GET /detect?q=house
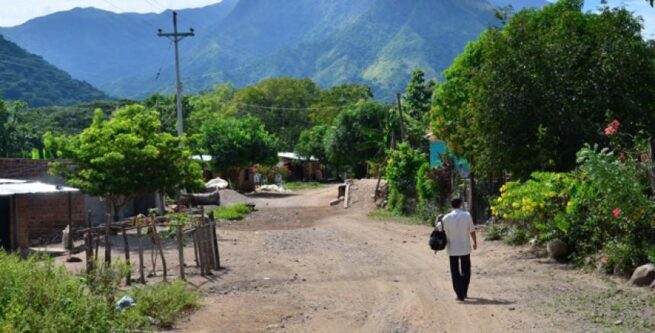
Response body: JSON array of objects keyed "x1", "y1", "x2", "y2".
[
  {"x1": 277, "y1": 152, "x2": 324, "y2": 182},
  {"x1": 0, "y1": 179, "x2": 83, "y2": 251}
]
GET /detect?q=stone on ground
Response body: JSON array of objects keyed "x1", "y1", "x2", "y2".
[
  {"x1": 628, "y1": 263, "x2": 655, "y2": 287},
  {"x1": 546, "y1": 239, "x2": 568, "y2": 259}
]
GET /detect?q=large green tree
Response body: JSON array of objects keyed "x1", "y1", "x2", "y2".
[
  {"x1": 295, "y1": 125, "x2": 329, "y2": 164},
  {"x1": 432, "y1": 0, "x2": 655, "y2": 178},
  {"x1": 45, "y1": 105, "x2": 203, "y2": 218},
  {"x1": 201, "y1": 116, "x2": 279, "y2": 174},
  {"x1": 233, "y1": 78, "x2": 320, "y2": 150},
  {"x1": 324, "y1": 101, "x2": 388, "y2": 177},
  {"x1": 309, "y1": 84, "x2": 373, "y2": 125},
  {"x1": 403, "y1": 69, "x2": 434, "y2": 121}
]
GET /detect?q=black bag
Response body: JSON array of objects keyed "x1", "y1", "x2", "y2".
[
  {"x1": 430, "y1": 214, "x2": 447, "y2": 252},
  {"x1": 429, "y1": 229, "x2": 447, "y2": 252}
]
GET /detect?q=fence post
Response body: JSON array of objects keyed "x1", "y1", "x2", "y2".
[
  {"x1": 150, "y1": 222, "x2": 167, "y2": 281},
  {"x1": 85, "y1": 210, "x2": 93, "y2": 274},
  {"x1": 136, "y1": 223, "x2": 145, "y2": 284},
  {"x1": 122, "y1": 224, "x2": 131, "y2": 285},
  {"x1": 104, "y1": 214, "x2": 111, "y2": 265},
  {"x1": 177, "y1": 224, "x2": 185, "y2": 281},
  {"x1": 209, "y1": 212, "x2": 220, "y2": 269}
]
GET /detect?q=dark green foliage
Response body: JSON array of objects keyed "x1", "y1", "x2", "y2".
[
  {"x1": 0, "y1": 35, "x2": 106, "y2": 107},
  {"x1": 403, "y1": 69, "x2": 434, "y2": 121},
  {"x1": 433, "y1": 0, "x2": 655, "y2": 179},
  {"x1": 416, "y1": 163, "x2": 450, "y2": 220},
  {"x1": 324, "y1": 101, "x2": 388, "y2": 176},
  {"x1": 234, "y1": 78, "x2": 320, "y2": 151},
  {"x1": 202, "y1": 116, "x2": 279, "y2": 173},
  {"x1": 143, "y1": 93, "x2": 192, "y2": 135},
  {"x1": 310, "y1": 84, "x2": 373, "y2": 125},
  {"x1": 295, "y1": 125, "x2": 329, "y2": 164}
]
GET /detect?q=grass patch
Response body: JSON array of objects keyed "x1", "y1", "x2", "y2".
[
  {"x1": 368, "y1": 209, "x2": 428, "y2": 225},
  {"x1": 0, "y1": 251, "x2": 199, "y2": 331},
  {"x1": 125, "y1": 280, "x2": 200, "y2": 328},
  {"x1": 283, "y1": 182, "x2": 324, "y2": 190},
  {"x1": 212, "y1": 203, "x2": 254, "y2": 221}
]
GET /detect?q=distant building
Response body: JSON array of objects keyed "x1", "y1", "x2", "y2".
[{"x1": 277, "y1": 152, "x2": 324, "y2": 182}]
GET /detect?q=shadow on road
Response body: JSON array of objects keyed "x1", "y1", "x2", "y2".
[
  {"x1": 462, "y1": 297, "x2": 515, "y2": 305},
  {"x1": 247, "y1": 192, "x2": 298, "y2": 199}
]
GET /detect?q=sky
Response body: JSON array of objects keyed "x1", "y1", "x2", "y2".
[
  {"x1": 0, "y1": 0, "x2": 653, "y2": 36},
  {"x1": 0, "y1": 0, "x2": 222, "y2": 27}
]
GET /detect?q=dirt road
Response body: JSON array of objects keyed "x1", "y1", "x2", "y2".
[{"x1": 174, "y1": 181, "x2": 654, "y2": 333}]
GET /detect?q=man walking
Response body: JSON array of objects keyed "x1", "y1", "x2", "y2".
[{"x1": 437, "y1": 198, "x2": 477, "y2": 302}]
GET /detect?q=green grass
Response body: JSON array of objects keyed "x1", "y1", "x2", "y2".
[
  {"x1": 212, "y1": 203, "x2": 254, "y2": 221},
  {"x1": 368, "y1": 209, "x2": 428, "y2": 225},
  {"x1": 0, "y1": 251, "x2": 199, "y2": 332},
  {"x1": 283, "y1": 182, "x2": 324, "y2": 190}
]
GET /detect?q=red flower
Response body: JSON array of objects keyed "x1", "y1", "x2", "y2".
[
  {"x1": 600, "y1": 255, "x2": 609, "y2": 264},
  {"x1": 612, "y1": 208, "x2": 621, "y2": 218},
  {"x1": 618, "y1": 152, "x2": 627, "y2": 161},
  {"x1": 604, "y1": 119, "x2": 620, "y2": 136}
]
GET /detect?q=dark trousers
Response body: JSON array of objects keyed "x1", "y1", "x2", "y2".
[{"x1": 449, "y1": 255, "x2": 471, "y2": 299}]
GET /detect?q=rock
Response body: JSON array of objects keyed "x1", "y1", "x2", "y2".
[
  {"x1": 546, "y1": 239, "x2": 568, "y2": 259},
  {"x1": 205, "y1": 177, "x2": 228, "y2": 191},
  {"x1": 650, "y1": 280, "x2": 655, "y2": 289},
  {"x1": 614, "y1": 320, "x2": 623, "y2": 325},
  {"x1": 628, "y1": 263, "x2": 655, "y2": 286}
]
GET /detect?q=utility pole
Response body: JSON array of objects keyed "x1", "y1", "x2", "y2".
[
  {"x1": 158, "y1": 11, "x2": 194, "y2": 144},
  {"x1": 396, "y1": 93, "x2": 406, "y2": 143}
]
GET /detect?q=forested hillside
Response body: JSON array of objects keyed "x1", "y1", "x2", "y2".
[
  {"x1": 1, "y1": 0, "x2": 550, "y2": 101},
  {"x1": 0, "y1": 35, "x2": 106, "y2": 107}
]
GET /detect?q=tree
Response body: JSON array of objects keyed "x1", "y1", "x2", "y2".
[
  {"x1": 201, "y1": 116, "x2": 279, "y2": 174},
  {"x1": 295, "y1": 125, "x2": 329, "y2": 164},
  {"x1": 233, "y1": 78, "x2": 320, "y2": 151},
  {"x1": 142, "y1": 93, "x2": 192, "y2": 135},
  {"x1": 309, "y1": 84, "x2": 373, "y2": 125},
  {"x1": 187, "y1": 84, "x2": 237, "y2": 135},
  {"x1": 432, "y1": 0, "x2": 655, "y2": 179},
  {"x1": 45, "y1": 105, "x2": 203, "y2": 219},
  {"x1": 403, "y1": 69, "x2": 434, "y2": 121},
  {"x1": 324, "y1": 101, "x2": 388, "y2": 177}
]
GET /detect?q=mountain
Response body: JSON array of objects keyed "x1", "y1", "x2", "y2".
[
  {"x1": 0, "y1": 0, "x2": 552, "y2": 101},
  {"x1": 0, "y1": 0, "x2": 238, "y2": 92},
  {"x1": 0, "y1": 34, "x2": 106, "y2": 106}
]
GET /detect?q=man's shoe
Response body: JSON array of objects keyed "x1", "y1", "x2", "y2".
[{"x1": 456, "y1": 297, "x2": 465, "y2": 302}]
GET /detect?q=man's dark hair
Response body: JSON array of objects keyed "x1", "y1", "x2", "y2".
[{"x1": 451, "y1": 198, "x2": 463, "y2": 208}]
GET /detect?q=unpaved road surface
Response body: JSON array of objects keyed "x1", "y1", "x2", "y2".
[{"x1": 173, "y1": 181, "x2": 654, "y2": 333}]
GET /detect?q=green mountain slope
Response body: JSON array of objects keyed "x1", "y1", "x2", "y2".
[
  {"x1": 1, "y1": 0, "x2": 549, "y2": 100},
  {"x1": 0, "y1": 0, "x2": 238, "y2": 92},
  {"x1": 0, "y1": 34, "x2": 106, "y2": 106}
]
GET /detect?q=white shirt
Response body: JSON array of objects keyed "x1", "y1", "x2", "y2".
[{"x1": 437, "y1": 209, "x2": 475, "y2": 256}]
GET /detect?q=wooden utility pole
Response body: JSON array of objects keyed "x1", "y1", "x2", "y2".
[
  {"x1": 158, "y1": 11, "x2": 194, "y2": 144},
  {"x1": 396, "y1": 93, "x2": 405, "y2": 143}
]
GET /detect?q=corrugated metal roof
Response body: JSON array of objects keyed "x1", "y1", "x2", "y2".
[
  {"x1": 277, "y1": 152, "x2": 318, "y2": 162},
  {"x1": 0, "y1": 179, "x2": 78, "y2": 196}
]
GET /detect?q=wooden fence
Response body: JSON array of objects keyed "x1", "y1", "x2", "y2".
[{"x1": 78, "y1": 208, "x2": 220, "y2": 284}]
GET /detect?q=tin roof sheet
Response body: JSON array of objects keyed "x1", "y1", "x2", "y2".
[{"x1": 0, "y1": 179, "x2": 78, "y2": 196}]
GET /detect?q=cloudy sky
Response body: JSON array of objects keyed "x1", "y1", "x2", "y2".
[{"x1": 0, "y1": 0, "x2": 653, "y2": 36}]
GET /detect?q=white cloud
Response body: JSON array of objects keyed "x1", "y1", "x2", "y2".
[{"x1": 0, "y1": 0, "x2": 222, "y2": 27}]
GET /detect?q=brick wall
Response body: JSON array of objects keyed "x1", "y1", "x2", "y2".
[
  {"x1": 15, "y1": 192, "x2": 84, "y2": 248},
  {"x1": 0, "y1": 158, "x2": 52, "y2": 180}
]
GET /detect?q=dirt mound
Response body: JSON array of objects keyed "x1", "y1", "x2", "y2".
[
  {"x1": 347, "y1": 178, "x2": 385, "y2": 212},
  {"x1": 220, "y1": 189, "x2": 256, "y2": 207}
]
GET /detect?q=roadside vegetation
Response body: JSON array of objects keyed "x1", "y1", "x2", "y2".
[
  {"x1": 0, "y1": 252, "x2": 199, "y2": 332},
  {"x1": 212, "y1": 203, "x2": 255, "y2": 221},
  {"x1": 284, "y1": 182, "x2": 324, "y2": 191}
]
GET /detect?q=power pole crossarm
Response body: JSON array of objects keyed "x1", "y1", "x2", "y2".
[{"x1": 157, "y1": 11, "x2": 194, "y2": 144}]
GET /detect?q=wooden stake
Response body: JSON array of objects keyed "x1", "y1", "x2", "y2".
[
  {"x1": 122, "y1": 224, "x2": 131, "y2": 285},
  {"x1": 150, "y1": 224, "x2": 167, "y2": 281},
  {"x1": 85, "y1": 210, "x2": 93, "y2": 274},
  {"x1": 137, "y1": 223, "x2": 145, "y2": 284},
  {"x1": 177, "y1": 224, "x2": 185, "y2": 281},
  {"x1": 104, "y1": 214, "x2": 111, "y2": 265}
]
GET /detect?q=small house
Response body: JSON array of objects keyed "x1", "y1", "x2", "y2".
[{"x1": 0, "y1": 179, "x2": 83, "y2": 251}]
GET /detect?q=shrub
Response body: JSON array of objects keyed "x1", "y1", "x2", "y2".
[
  {"x1": 492, "y1": 145, "x2": 655, "y2": 273},
  {"x1": 485, "y1": 223, "x2": 509, "y2": 241},
  {"x1": 385, "y1": 143, "x2": 426, "y2": 214},
  {"x1": 416, "y1": 163, "x2": 451, "y2": 220},
  {"x1": 128, "y1": 280, "x2": 200, "y2": 328}
]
